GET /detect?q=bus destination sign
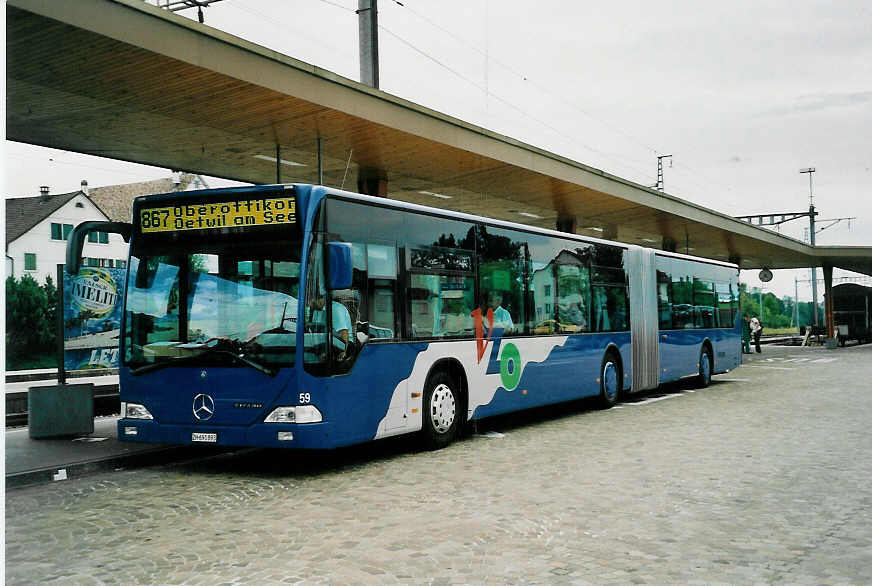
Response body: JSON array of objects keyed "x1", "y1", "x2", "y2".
[{"x1": 140, "y1": 196, "x2": 296, "y2": 233}]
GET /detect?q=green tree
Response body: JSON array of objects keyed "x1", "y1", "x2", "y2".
[{"x1": 6, "y1": 274, "x2": 57, "y2": 362}]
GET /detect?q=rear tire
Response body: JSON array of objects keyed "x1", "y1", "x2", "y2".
[
  {"x1": 598, "y1": 352, "x2": 622, "y2": 409},
  {"x1": 421, "y1": 371, "x2": 460, "y2": 450},
  {"x1": 697, "y1": 346, "x2": 712, "y2": 388}
]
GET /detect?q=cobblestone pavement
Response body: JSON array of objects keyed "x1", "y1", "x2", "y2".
[{"x1": 6, "y1": 344, "x2": 872, "y2": 585}]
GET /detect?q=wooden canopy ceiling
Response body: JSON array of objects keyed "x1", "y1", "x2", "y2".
[{"x1": 6, "y1": 0, "x2": 871, "y2": 276}]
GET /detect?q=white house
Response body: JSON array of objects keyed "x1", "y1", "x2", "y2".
[
  {"x1": 6, "y1": 185, "x2": 129, "y2": 285},
  {"x1": 5, "y1": 175, "x2": 206, "y2": 284}
]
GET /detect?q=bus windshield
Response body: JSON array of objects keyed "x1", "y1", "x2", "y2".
[{"x1": 124, "y1": 238, "x2": 302, "y2": 373}]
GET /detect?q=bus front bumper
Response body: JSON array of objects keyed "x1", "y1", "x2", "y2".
[{"x1": 117, "y1": 419, "x2": 334, "y2": 449}]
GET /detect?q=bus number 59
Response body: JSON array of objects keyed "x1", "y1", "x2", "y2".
[{"x1": 299, "y1": 393, "x2": 311, "y2": 404}]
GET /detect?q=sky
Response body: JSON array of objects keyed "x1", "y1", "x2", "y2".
[{"x1": 3, "y1": 0, "x2": 871, "y2": 301}]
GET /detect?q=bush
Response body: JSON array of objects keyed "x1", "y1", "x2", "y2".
[{"x1": 6, "y1": 274, "x2": 58, "y2": 367}]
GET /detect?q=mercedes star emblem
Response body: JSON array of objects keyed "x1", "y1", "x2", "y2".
[{"x1": 192, "y1": 393, "x2": 215, "y2": 421}]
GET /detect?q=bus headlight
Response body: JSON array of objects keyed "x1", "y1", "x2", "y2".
[
  {"x1": 122, "y1": 402, "x2": 154, "y2": 420},
  {"x1": 264, "y1": 405, "x2": 322, "y2": 424}
]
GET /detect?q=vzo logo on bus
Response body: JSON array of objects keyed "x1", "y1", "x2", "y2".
[{"x1": 473, "y1": 308, "x2": 523, "y2": 391}]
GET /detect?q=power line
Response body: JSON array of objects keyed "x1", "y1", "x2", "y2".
[
  {"x1": 390, "y1": 1, "x2": 662, "y2": 157},
  {"x1": 387, "y1": 2, "x2": 754, "y2": 203},
  {"x1": 377, "y1": 23, "x2": 657, "y2": 183}
]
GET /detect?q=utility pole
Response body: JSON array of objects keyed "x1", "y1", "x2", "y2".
[
  {"x1": 800, "y1": 167, "x2": 818, "y2": 326},
  {"x1": 655, "y1": 154, "x2": 672, "y2": 191},
  {"x1": 758, "y1": 287, "x2": 763, "y2": 322},
  {"x1": 358, "y1": 0, "x2": 380, "y2": 88},
  {"x1": 154, "y1": 1, "x2": 224, "y2": 24},
  {"x1": 794, "y1": 277, "x2": 799, "y2": 328}
]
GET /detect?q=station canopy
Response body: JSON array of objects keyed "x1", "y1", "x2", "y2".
[{"x1": 6, "y1": 0, "x2": 872, "y2": 276}]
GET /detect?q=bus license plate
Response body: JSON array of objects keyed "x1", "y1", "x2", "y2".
[{"x1": 191, "y1": 432, "x2": 217, "y2": 443}]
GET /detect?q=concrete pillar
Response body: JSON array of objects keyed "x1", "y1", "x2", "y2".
[
  {"x1": 358, "y1": 0, "x2": 379, "y2": 88},
  {"x1": 357, "y1": 168, "x2": 388, "y2": 197},
  {"x1": 556, "y1": 213, "x2": 576, "y2": 234},
  {"x1": 823, "y1": 264, "x2": 836, "y2": 347}
]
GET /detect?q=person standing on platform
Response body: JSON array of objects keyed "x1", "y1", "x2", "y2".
[
  {"x1": 742, "y1": 315, "x2": 752, "y2": 354},
  {"x1": 750, "y1": 316, "x2": 763, "y2": 353}
]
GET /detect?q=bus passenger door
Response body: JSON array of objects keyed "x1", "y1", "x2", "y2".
[{"x1": 655, "y1": 260, "x2": 679, "y2": 383}]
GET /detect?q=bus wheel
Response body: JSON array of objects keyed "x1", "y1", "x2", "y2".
[
  {"x1": 598, "y1": 352, "x2": 621, "y2": 409},
  {"x1": 421, "y1": 371, "x2": 459, "y2": 450},
  {"x1": 697, "y1": 347, "x2": 712, "y2": 388}
]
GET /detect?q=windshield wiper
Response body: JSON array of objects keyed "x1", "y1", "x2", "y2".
[
  {"x1": 214, "y1": 349, "x2": 277, "y2": 376},
  {"x1": 130, "y1": 342, "x2": 278, "y2": 377}
]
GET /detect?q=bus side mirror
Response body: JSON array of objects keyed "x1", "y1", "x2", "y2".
[
  {"x1": 66, "y1": 221, "x2": 133, "y2": 275},
  {"x1": 327, "y1": 242, "x2": 353, "y2": 290}
]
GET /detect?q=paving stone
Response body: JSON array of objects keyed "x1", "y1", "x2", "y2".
[{"x1": 5, "y1": 345, "x2": 872, "y2": 584}]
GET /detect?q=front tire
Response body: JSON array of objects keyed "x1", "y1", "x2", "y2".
[
  {"x1": 697, "y1": 347, "x2": 712, "y2": 388},
  {"x1": 421, "y1": 371, "x2": 460, "y2": 450},
  {"x1": 598, "y1": 352, "x2": 622, "y2": 409}
]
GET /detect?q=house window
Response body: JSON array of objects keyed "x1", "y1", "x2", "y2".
[
  {"x1": 117, "y1": 260, "x2": 127, "y2": 269},
  {"x1": 87, "y1": 231, "x2": 109, "y2": 244},
  {"x1": 51, "y1": 223, "x2": 74, "y2": 241},
  {"x1": 24, "y1": 253, "x2": 37, "y2": 271}
]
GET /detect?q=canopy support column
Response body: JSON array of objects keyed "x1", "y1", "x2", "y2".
[
  {"x1": 357, "y1": 168, "x2": 388, "y2": 197},
  {"x1": 823, "y1": 264, "x2": 836, "y2": 348},
  {"x1": 556, "y1": 213, "x2": 576, "y2": 234}
]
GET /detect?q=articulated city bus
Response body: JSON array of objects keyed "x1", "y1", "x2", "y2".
[{"x1": 67, "y1": 184, "x2": 741, "y2": 450}]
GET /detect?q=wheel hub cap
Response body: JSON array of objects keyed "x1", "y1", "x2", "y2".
[
  {"x1": 603, "y1": 361, "x2": 618, "y2": 401},
  {"x1": 430, "y1": 384, "x2": 456, "y2": 434}
]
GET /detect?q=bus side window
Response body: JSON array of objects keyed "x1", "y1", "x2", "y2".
[
  {"x1": 556, "y1": 254, "x2": 590, "y2": 333},
  {"x1": 366, "y1": 243, "x2": 398, "y2": 339},
  {"x1": 477, "y1": 225, "x2": 526, "y2": 335},
  {"x1": 591, "y1": 285, "x2": 629, "y2": 332},
  {"x1": 716, "y1": 282, "x2": 734, "y2": 328},
  {"x1": 303, "y1": 234, "x2": 329, "y2": 368},
  {"x1": 657, "y1": 270, "x2": 672, "y2": 330},
  {"x1": 693, "y1": 278, "x2": 716, "y2": 328},
  {"x1": 407, "y1": 246, "x2": 475, "y2": 339},
  {"x1": 329, "y1": 242, "x2": 367, "y2": 371},
  {"x1": 672, "y1": 274, "x2": 694, "y2": 329}
]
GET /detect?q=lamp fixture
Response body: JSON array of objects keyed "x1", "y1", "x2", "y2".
[
  {"x1": 253, "y1": 154, "x2": 306, "y2": 167},
  {"x1": 418, "y1": 190, "x2": 453, "y2": 199}
]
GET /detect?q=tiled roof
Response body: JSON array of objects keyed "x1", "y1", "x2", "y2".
[
  {"x1": 5, "y1": 175, "x2": 199, "y2": 246},
  {"x1": 5, "y1": 190, "x2": 84, "y2": 246},
  {"x1": 87, "y1": 174, "x2": 198, "y2": 223}
]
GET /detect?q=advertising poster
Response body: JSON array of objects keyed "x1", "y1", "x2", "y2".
[{"x1": 63, "y1": 266, "x2": 126, "y2": 371}]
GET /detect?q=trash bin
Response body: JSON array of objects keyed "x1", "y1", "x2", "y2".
[{"x1": 28, "y1": 383, "x2": 94, "y2": 439}]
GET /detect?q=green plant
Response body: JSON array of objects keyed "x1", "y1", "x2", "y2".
[{"x1": 6, "y1": 274, "x2": 59, "y2": 369}]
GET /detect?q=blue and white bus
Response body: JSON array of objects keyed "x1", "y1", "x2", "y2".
[{"x1": 68, "y1": 184, "x2": 741, "y2": 450}]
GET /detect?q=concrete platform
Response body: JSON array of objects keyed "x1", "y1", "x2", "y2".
[{"x1": 5, "y1": 416, "x2": 180, "y2": 488}]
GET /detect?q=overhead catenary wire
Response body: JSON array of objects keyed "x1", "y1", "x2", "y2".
[
  {"x1": 308, "y1": 0, "x2": 657, "y2": 183},
  {"x1": 385, "y1": 1, "x2": 746, "y2": 201},
  {"x1": 377, "y1": 22, "x2": 658, "y2": 184}
]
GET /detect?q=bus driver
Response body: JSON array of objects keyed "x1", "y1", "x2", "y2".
[{"x1": 309, "y1": 295, "x2": 352, "y2": 356}]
